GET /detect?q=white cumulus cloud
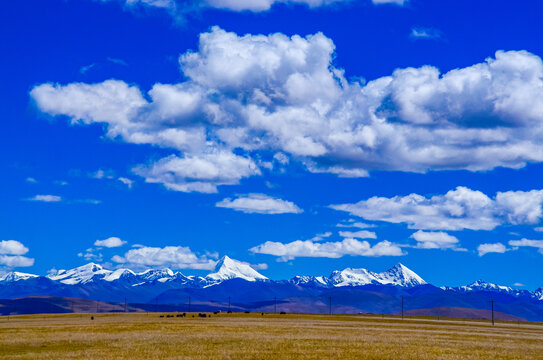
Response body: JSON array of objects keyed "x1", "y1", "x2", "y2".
[
  {"x1": 31, "y1": 28, "x2": 543, "y2": 193},
  {"x1": 0, "y1": 240, "x2": 29, "y2": 255},
  {"x1": 216, "y1": 193, "x2": 303, "y2": 214},
  {"x1": 94, "y1": 237, "x2": 127, "y2": 248},
  {"x1": 0, "y1": 240, "x2": 34, "y2": 267},
  {"x1": 250, "y1": 238, "x2": 404, "y2": 260},
  {"x1": 508, "y1": 238, "x2": 543, "y2": 254},
  {"x1": 112, "y1": 245, "x2": 217, "y2": 270},
  {"x1": 331, "y1": 186, "x2": 543, "y2": 231},
  {"x1": 0, "y1": 255, "x2": 34, "y2": 267},
  {"x1": 477, "y1": 243, "x2": 509, "y2": 257},
  {"x1": 410, "y1": 230, "x2": 462, "y2": 250},
  {"x1": 134, "y1": 152, "x2": 260, "y2": 193}
]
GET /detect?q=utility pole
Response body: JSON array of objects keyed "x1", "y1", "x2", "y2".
[
  {"x1": 274, "y1": 296, "x2": 277, "y2": 314},
  {"x1": 490, "y1": 299, "x2": 495, "y2": 326},
  {"x1": 401, "y1": 296, "x2": 404, "y2": 320},
  {"x1": 329, "y1": 296, "x2": 332, "y2": 315}
]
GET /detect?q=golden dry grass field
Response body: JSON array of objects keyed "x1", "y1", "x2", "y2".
[{"x1": 1, "y1": 312, "x2": 542, "y2": 359}]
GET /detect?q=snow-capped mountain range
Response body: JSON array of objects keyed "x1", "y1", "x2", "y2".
[
  {"x1": 442, "y1": 280, "x2": 528, "y2": 296},
  {"x1": 0, "y1": 255, "x2": 541, "y2": 299},
  {"x1": 9, "y1": 256, "x2": 267, "y2": 287}
]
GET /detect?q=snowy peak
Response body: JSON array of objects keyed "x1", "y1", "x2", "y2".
[
  {"x1": 46, "y1": 263, "x2": 112, "y2": 285},
  {"x1": 534, "y1": 287, "x2": 543, "y2": 301},
  {"x1": 206, "y1": 256, "x2": 267, "y2": 283},
  {"x1": 329, "y1": 263, "x2": 426, "y2": 288},
  {"x1": 450, "y1": 279, "x2": 529, "y2": 297},
  {"x1": 466, "y1": 280, "x2": 513, "y2": 292},
  {"x1": 103, "y1": 268, "x2": 137, "y2": 282},
  {"x1": 329, "y1": 268, "x2": 376, "y2": 287},
  {"x1": 382, "y1": 263, "x2": 427, "y2": 287},
  {"x1": 138, "y1": 268, "x2": 176, "y2": 282},
  {"x1": 289, "y1": 275, "x2": 329, "y2": 287},
  {"x1": 0, "y1": 271, "x2": 39, "y2": 282}
]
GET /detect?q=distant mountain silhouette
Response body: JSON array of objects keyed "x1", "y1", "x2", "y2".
[{"x1": 2, "y1": 259, "x2": 543, "y2": 320}]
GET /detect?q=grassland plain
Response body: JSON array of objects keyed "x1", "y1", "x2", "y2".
[{"x1": 0, "y1": 313, "x2": 542, "y2": 359}]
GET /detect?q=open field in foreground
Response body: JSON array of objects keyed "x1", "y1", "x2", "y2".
[{"x1": 1, "y1": 313, "x2": 542, "y2": 359}]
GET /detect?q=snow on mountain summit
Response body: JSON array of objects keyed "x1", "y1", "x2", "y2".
[
  {"x1": 46, "y1": 263, "x2": 112, "y2": 285},
  {"x1": 205, "y1": 256, "x2": 267, "y2": 283},
  {"x1": 382, "y1": 263, "x2": 427, "y2": 287},
  {"x1": 329, "y1": 263, "x2": 427, "y2": 288},
  {"x1": 103, "y1": 268, "x2": 137, "y2": 282},
  {"x1": 445, "y1": 279, "x2": 532, "y2": 298},
  {"x1": 0, "y1": 271, "x2": 39, "y2": 282},
  {"x1": 462, "y1": 280, "x2": 514, "y2": 293}
]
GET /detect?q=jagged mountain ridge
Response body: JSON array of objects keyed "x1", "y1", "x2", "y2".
[
  {"x1": 1, "y1": 258, "x2": 428, "y2": 289},
  {"x1": 442, "y1": 280, "x2": 534, "y2": 298},
  {"x1": 1, "y1": 256, "x2": 541, "y2": 300}
]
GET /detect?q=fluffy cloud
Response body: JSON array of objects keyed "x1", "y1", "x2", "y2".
[
  {"x1": 94, "y1": 237, "x2": 127, "y2": 248},
  {"x1": 0, "y1": 255, "x2": 34, "y2": 267},
  {"x1": 112, "y1": 245, "x2": 217, "y2": 270},
  {"x1": 338, "y1": 230, "x2": 377, "y2": 239},
  {"x1": 410, "y1": 230, "x2": 462, "y2": 250},
  {"x1": 250, "y1": 238, "x2": 404, "y2": 260},
  {"x1": 331, "y1": 186, "x2": 543, "y2": 231},
  {"x1": 0, "y1": 240, "x2": 29, "y2": 255},
  {"x1": 0, "y1": 240, "x2": 33, "y2": 267},
  {"x1": 28, "y1": 194, "x2": 62, "y2": 202},
  {"x1": 216, "y1": 194, "x2": 303, "y2": 214},
  {"x1": 477, "y1": 243, "x2": 508, "y2": 257},
  {"x1": 134, "y1": 152, "x2": 260, "y2": 193},
  {"x1": 31, "y1": 28, "x2": 543, "y2": 193},
  {"x1": 509, "y1": 238, "x2": 543, "y2": 253}
]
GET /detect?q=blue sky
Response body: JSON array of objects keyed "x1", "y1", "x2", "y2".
[{"x1": 1, "y1": 0, "x2": 543, "y2": 288}]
